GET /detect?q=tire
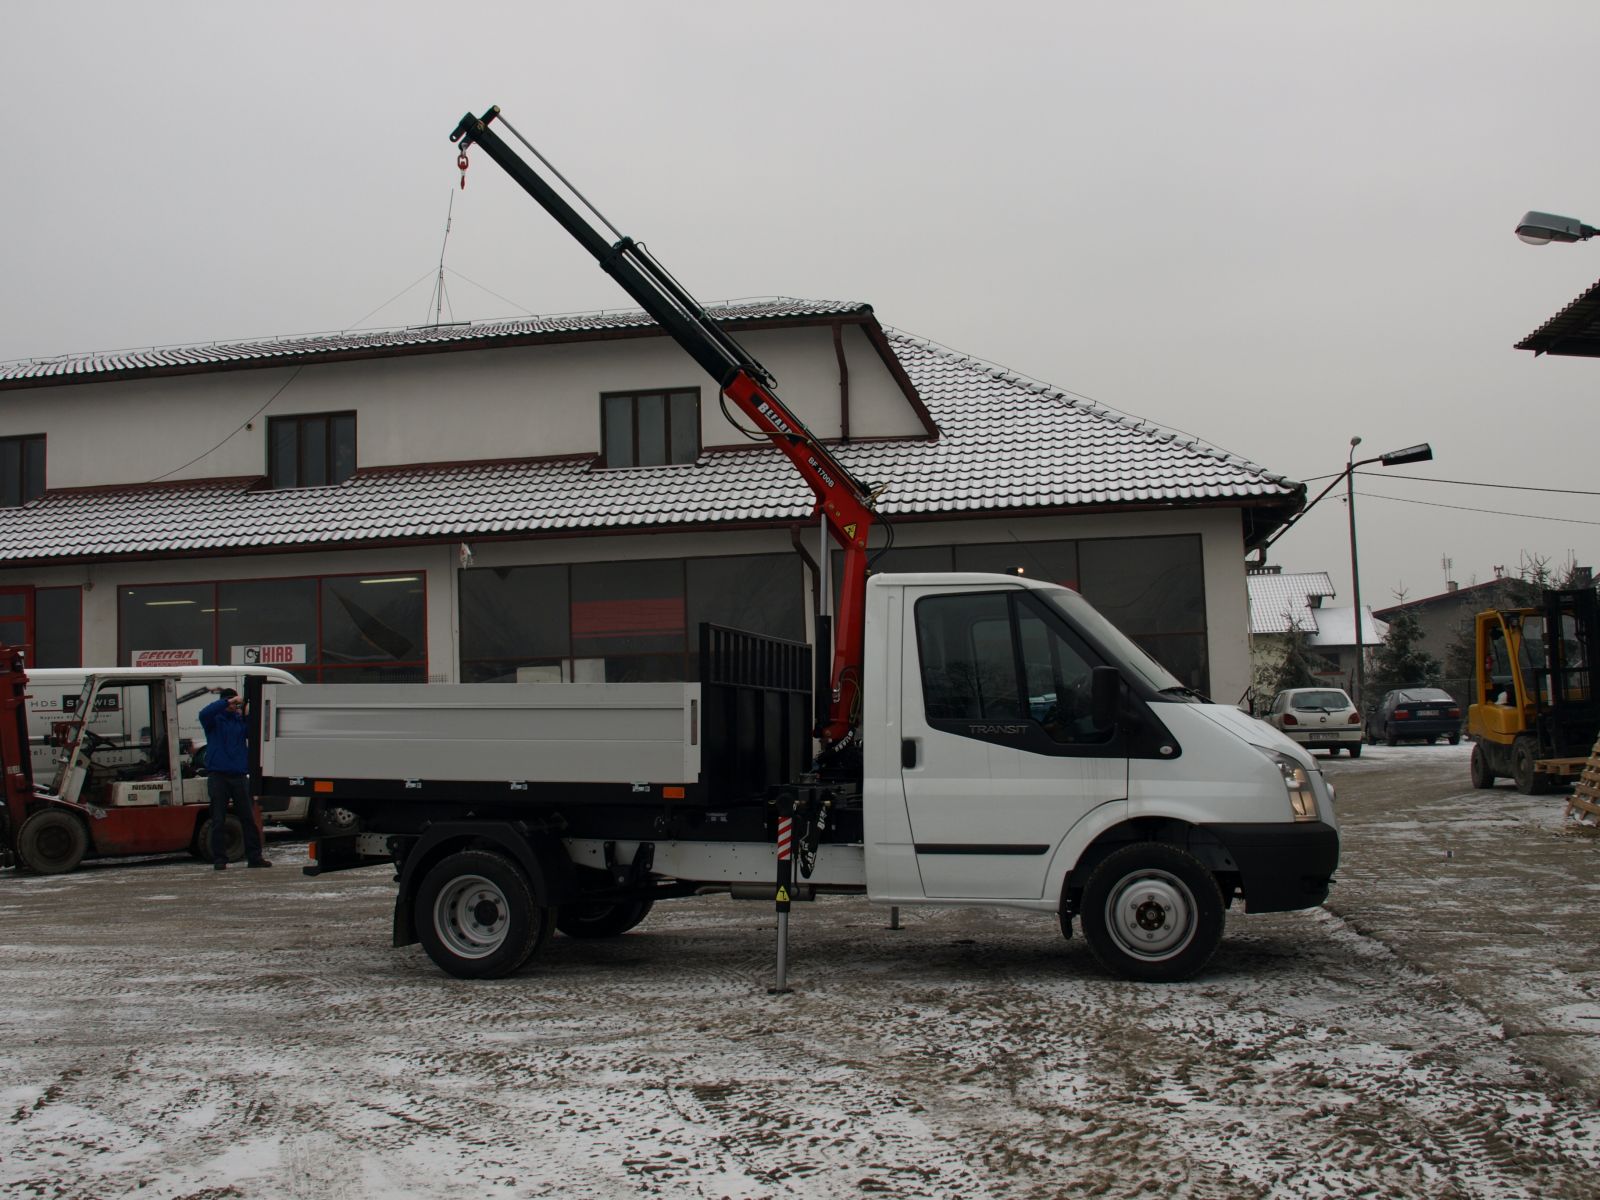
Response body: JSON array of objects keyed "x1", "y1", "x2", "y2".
[
  {"x1": 1325, "y1": 747, "x2": 1340, "y2": 758},
  {"x1": 1512, "y1": 739, "x2": 1552, "y2": 795},
  {"x1": 1470, "y1": 744, "x2": 1496, "y2": 788},
  {"x1": 314, "y1": 803, "x2": 360, "y2": 837},
  {"x1": 556, "y1": 898, "x2": 655, "y2": 939},
  {"x1": 15, "y1": 809, "x2": 89, "y2": 875},
  {"x1": 1079, "y1": 843, "x2": 1225, "y2": 983},
  {"x1": 1448, "y1": 733, "x2": 1460, "y2": 746},
  {"x1": 192, "y1": 816, "x2": 246, "y2": 863},
  {"x1": 415, "y1": 850, "x2": 552, "y2": 979},
  {"x1": 1348, "y1": 744, "x2": 1361, "y2": 759},
  {"x1": 1384, "y1": 726, "x2": 1398, "y2": 747}
]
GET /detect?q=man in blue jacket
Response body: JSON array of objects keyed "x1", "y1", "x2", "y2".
[{"x1": 198, "y1": 688, "x2": 269, "y2": 870}]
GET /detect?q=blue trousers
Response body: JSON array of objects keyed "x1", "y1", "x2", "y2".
[{"x1": 207, "y1": 773, "x2": 264, "y2": 865}]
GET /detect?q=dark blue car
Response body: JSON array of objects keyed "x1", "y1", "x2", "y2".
[{"x1": 1366, "y1": 687, "x2": 1462, "y2": 746}]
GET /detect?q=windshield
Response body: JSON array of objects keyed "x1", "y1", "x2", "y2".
[
  {"x1": 1041, "y1": 588, "x2": 1184, "y2": 693},
  {"x1": 1291, "y1": 690, "x2": 1350, "y2": 711}
]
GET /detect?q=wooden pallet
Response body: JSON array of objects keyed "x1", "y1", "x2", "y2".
[{"x1": 1566, "y1": 737, "x2": 1600, "y2": 826}]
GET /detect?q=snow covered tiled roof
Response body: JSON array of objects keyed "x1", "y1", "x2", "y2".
[
  {"x1": 1307, "y1": 605, "x2": 1389, "y2": 648},
  {"x1": 0, "y1": 314, "x2": 1303, "y2": 564},
  {"x1": 1248, "y1": 571, "x2": 1337, "y2": 635},
  {"x1": 0, "y1": 299, "x2": 867, "y2": 385}
]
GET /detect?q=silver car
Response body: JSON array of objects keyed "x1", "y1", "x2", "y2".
[{"x1": 1266, "y1": 687, "x2": 1363, "y2": 757}]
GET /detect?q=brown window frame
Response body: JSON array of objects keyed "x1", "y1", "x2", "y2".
[
  {"x1": 599, "y1": 389, "x2": 700, "y2": 469},
  {"x1": 267, "y1": 411, "x2": 357, "y2": 489},
  {"x1": 0, "y1": 434, "x2": 46, "y2": 507}
]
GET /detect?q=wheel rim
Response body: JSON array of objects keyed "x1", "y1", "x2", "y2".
[
  {"x1": 1103, "y1": 868, "x2": 1197, "y2": 962},
  {"x1": 433, "y1": 874, "x2": 510, "y2": 959},
  {"x1": 35, "y1": 822, "x2": 72, "y2": 863}
]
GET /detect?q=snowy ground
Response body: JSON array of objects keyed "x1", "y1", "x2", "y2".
[{"x1": 2, "y1": 744, "x2": 1598, "y2": 1199}]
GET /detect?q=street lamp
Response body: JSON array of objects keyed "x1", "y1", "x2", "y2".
[
  {"x1": 1346, "y1": 438, "x2": 1434, "y2": 711},
  {"x1": 1515, "y1": 211, "x2": 1598, "y2": 245}
]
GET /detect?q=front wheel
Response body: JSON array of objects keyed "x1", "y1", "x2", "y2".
[
  {"x1": 15, "y1": 810, "x2": 89, "y2": 874},
  {"x1": 415, "y1": 850, "x2": 553, "y2": 978},
  {"x1": 1079, "y1": 843, "x2": 1224, "y2": 982},
  {"x1": 1512, "y1": 739, "x2": 1552, "y2": 795},
  {"x1": 556, "y1": 898, "x2": 654, "y2": 939},
  {"x1": 192, "y1": 816, "x2": 245, "y2": 862}
]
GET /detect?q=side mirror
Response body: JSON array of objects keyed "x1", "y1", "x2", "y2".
[{"x1": 1090, "y1": 666, "x2": 1121, "y2": 731}]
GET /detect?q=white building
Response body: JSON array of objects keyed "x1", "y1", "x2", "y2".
[{"x1": 0, "y1": 300, "x2": 1303, "y2": 703}]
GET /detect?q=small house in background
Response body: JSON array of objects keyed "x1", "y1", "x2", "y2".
[
  {"x1": 1246, "y1": 567, "x2": 1388, "y2": 711},
  {"x1": 1373, "y1": 576, "x2": 1543, "y2": 706}
]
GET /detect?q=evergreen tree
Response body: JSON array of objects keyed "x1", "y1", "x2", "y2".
[
  {"x1": 1272, "y1": 620, "x2": 1323, "y2": 693},
  {"x1": 1366, "y1": 607, "x2": 1441, "y2": 711}
]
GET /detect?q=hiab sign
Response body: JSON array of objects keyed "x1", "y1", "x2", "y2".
[{"x1": 231, "y1": 644, "x2": 306, "y2": 666}]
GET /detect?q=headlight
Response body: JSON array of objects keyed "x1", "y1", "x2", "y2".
[{"x1": 1262, "y1": 748, "x2": 1320, "y2": 822}]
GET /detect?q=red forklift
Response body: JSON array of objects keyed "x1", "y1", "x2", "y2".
[{"x1": 0, "y1": 647, "x2": 263, "y2": 874}]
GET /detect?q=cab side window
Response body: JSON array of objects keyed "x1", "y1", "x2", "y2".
[
  {"x1": 915, "y1": 591, "x2": 1107, "y2": 745},
  {"x1": 916, "y1": 592, "x2": 1020, "y2": 720}
]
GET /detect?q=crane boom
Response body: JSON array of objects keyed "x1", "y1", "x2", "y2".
[{"x1": 450, "y1": 106, "x2": 877, "y2": 753}]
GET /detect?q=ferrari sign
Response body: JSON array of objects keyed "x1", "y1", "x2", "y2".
[{"x1": 132, "y1": 649, "x2": 204, "y2": 667}]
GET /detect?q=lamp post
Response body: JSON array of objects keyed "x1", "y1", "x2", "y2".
[
  {"x1": 1514, "y1": 211, "x2": 1597, "y2": 245},
  {"x1": 1344, "y1": 438, "x2": 1434, "y2": 710}
]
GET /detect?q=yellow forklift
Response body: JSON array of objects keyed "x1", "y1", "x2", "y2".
[{"x1": 1468, "y1": 589, "x2": 1600, "y2": 793}]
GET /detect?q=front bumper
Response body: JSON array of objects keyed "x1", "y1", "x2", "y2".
[{"x1": 1203, "y1": 820, "x2": 1339, "y2": 913}]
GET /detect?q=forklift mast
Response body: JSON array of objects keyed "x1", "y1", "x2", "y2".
[
  {"x1": 0, "y1": 647, "x2": 34, "y2": 859},
  {"x1": 450, "y1": 106, "x2": 878, "y2": 760},
  {"x1": 1532, "y1": 588, "x2": 1600, "y2": 756}
]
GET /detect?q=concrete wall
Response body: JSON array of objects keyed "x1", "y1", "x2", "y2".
[{"x1": 0, "y1": 324, "x2": 917, "y2": 490}]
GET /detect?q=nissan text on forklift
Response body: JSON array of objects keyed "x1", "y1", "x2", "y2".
[{"x1": 254, "y1": 105, "x2": 1340, "y2": 987}]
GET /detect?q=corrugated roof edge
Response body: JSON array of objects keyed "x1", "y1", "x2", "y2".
[{"x1": 883, "y1": 328, "x2": 1302, "y2": 491}]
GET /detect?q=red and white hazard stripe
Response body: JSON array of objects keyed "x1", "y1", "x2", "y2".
[{"x1": 776, "y1": 815, "x2": 793, "y2": 862}]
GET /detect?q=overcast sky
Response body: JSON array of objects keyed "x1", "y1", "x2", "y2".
[{"x1": 6, "y1": 1, "x2": 1600, "y2": 609}]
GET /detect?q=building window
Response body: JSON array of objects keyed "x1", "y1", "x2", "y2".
[
  {"x1": 268, "y1": 412, "x2": 356, "y2": 488},
  {"x1": 459, "y1": 553, "x2": 803, "y2": 684},
  {"x1": 600, "y1": 390, "x2": 699, "y2": 468},
  {"x1": 837, "y1": 534, "x2": 1211, "y2": 694},
  {"x1": 34, "y1": 587, "x2": 83, "y2": 668},
  {"x1": 1, "y1": 434, "x2": 45, "y2": 507},
  {"x1": 117, "y1": 572, "x2": 426, "y2": 681}
]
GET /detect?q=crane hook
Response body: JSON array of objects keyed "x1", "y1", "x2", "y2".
[{"x1": 457, "y1": 151, "x2": 469, "y2": 191}]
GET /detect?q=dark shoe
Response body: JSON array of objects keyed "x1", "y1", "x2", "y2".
[
  {"x1": 213, "y1": 862, "x2": 227, "y2": 871},
  {"x1": 247, "y1": 859, "x2": 272, "y2": 868}
]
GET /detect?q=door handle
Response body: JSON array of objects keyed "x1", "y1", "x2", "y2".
[{"x1": 901, "y1": 738, "x2": 918, "y2": 769}]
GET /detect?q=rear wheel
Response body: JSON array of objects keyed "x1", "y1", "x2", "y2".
[
  {"x1": 1348, "y1": 743, "x2": 1362, "y2": 759},
  {"x1": 1448, "y1": 733, "x2": 1461, "y2": 746},
  {"x1": 1513, "y1": 738, "x2": 1552, "y2": 795},
  {"x1": 1385, "y1": 726, "x2": 1399, "y2": 747},
  {"x1": 555, "y1": 898, "x2": 654, "y2": 939},
  {"x1": 1470, "y1": 744, "x2": 1495, "y2": 789},
  {"x1": 1079, "y1": 843, "x2": 1224, "y2": 983},
  {"x1": 415, "y1": 850, "x2": 552, "y2": 978},
  {"x1": 15, "y1": 810, "x2": 89, "y2": 875},
  {"x1": 314, "y1": 803, "x2": 360, "y2": 837}
]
